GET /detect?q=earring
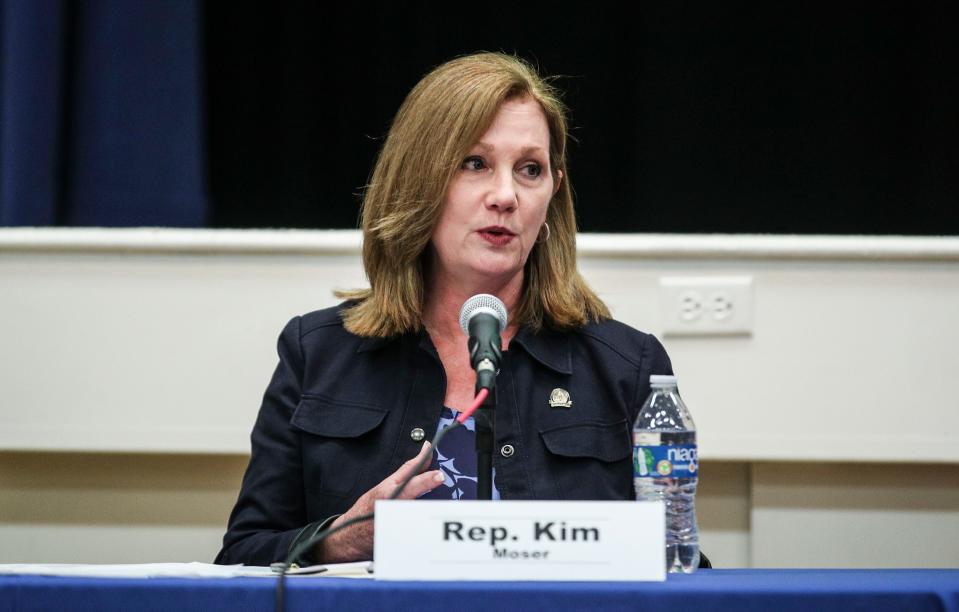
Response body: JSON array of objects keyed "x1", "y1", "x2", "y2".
[{"x1": 536, "y1": 222, "x2": 551, "y2": 244}]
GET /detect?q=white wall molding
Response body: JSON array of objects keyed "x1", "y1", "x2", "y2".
[{"x1": 2, "y1": 228, "x2": 959, "y2": 261}]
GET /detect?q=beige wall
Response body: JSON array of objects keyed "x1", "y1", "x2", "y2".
[
  {"x1": 751, "y1": 462, "x2": 959, "y2": 568},
  {"x1": 1, "y1": 452, "x2": 752, "y2": 565},
  {"x1": 2, "y1": 229, "x2": 958, "y2": 568},
  {"x1": 0, "y1": 452, "x2": 244, "y2": 563},
  {"x1": 4, "y1": 453, "x2": 956, "y2": 568}
]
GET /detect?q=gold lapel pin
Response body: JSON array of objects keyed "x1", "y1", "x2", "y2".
[{"x1": 548, "y1": 388, "x2": 572, "y2": 408}]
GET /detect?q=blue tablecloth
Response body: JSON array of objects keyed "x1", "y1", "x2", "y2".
[{"x1": 2, "y1": 569, "x2": 958, "y2": 612}]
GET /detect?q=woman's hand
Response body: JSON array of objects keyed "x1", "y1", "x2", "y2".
[{"x1": 316, "y1": 441, "x2": 444, "y2": 563}]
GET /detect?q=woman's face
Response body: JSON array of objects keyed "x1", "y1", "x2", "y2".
[{"x1": 430, "y1": 97, "x2": 560, "y2": 293}]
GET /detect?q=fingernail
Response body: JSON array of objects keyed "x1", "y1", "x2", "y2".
[
  {"x1": 421, "y1": 441, "x2": 431, "y2": 451},
  {"x1": 433, "y1": 471, "x2": 445, "y2": 483}
]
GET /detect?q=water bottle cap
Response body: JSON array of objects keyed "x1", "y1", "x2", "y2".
[{"x1": 649, "y1": 374, "x2": 678, "y2": 387}]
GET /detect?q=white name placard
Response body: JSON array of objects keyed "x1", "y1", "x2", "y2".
[{"x1": 373, "y1": 500, "x2": 665, "y2": 581}]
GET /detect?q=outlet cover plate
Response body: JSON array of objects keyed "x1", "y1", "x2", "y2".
[{"x1": 659, "y1": 276, "x2": 754, "y2": 336}]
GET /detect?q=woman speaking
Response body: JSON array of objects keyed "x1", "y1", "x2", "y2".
[{"x1": 216, "y1": 52, "x2": 674, "y2": 566}]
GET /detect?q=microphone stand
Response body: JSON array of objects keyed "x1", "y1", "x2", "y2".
[
  {"x1": 462, "y1": 299, "x2": 505, "y2": 502},
  {"x1": 473, "y1": 361, "x2": 496, "y2": 500}
]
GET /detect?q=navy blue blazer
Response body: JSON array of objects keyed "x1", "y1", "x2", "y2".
[{"x1": 215, "y1": 303, "x2": 674, "y2": 566}]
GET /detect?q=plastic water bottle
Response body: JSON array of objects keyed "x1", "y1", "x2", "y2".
[{"x1": 633, "y1": 374, "x2": 700, "y2": 572}]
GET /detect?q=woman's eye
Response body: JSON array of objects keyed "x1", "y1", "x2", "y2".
[
  {"x1": 462, "y1": 156, "x2": 486, "y2": 171},
  {"x1": 520, "y1": 163, "x2": 542, "y2": 178}
]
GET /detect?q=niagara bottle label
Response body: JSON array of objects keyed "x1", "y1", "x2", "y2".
[{"x1": 633, "y1": 444, "x2": 698, "y2": 478}]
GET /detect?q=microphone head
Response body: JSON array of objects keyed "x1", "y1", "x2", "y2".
[{"x1": 459, "y1": 294, "x2": 508, "y2": 335}]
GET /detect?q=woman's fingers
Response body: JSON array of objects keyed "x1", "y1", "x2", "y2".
[
  {"x1": 394, "y1": 469, "x2": 446, "y2": 499},
  {"x1": 391, "y1": 440, "x2": 434, "y2": 485},
  {"x1": 316, "y1": 443, "x2": 446, "y2": 562},
  {"x1": 386, "y1": 441, "x2": 445, "y2": 498}
]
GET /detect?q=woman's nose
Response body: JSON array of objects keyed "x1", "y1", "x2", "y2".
[{"x1": 485, "y1": 171, "x2": 518, "y2": 212}]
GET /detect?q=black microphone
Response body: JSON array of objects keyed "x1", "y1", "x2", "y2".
[{"x1": 458, "y1": 294, "x2": 508, "y2": 391}]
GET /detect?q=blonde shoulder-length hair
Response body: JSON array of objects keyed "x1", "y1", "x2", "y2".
[{"x1": 337, "y1": 52, "x2": 610, "y2": 337}]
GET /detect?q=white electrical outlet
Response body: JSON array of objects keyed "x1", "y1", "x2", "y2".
[{"x1": 659, "y1": 276, "x2": 754, "y2": 336}]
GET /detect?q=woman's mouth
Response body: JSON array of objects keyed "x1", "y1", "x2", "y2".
[{"x1": 478, "y1": 226, "x2": 516, "y2": 246}]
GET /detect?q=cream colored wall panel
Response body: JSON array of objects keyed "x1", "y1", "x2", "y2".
[
  {"x1": 0, "y1": 525, "x2": 226, "y2": 564},
  {"x1": 2, "y1": 229, "x2": 958, "y2": 461},
  {"x1": 695, "y1": 461, "x2": 751, "y2": 568},
  {"x1": 751, "y1": 462, "x2": 959, "y2": 568},
  {"x1": 0, "y1": 252, "x2": 364, "y2": 453},
  {"x1": 0, "y1": 452, "x2": 247, "y2": 563},
  {"x1": 0, "y1": 451, "x2": 750, "y2": 566},
  {"x1": 581, "y1": 258, "x2": 959, "y2": 462},
  {"x1": 3, "y1": 230, "x2": 957, "y2": 569}
]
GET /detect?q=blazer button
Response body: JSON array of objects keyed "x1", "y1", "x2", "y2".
[
  {"x1": 500, "y1": 444, "x2": 515, "y2": 458},
  {"x1": 410, "y1": 428, "x2": 425, "y2": 442}
]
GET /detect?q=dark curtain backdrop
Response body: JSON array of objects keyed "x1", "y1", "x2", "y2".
[
  {"x1": 0, "y1": 0, "x2": 206, "y2": 226},
  {"x1": 205, "y1": 4, "x2": 958, "y2": 235},
  {"x1": 1, "y1": 3, "x2": 956, "y2": 233}
]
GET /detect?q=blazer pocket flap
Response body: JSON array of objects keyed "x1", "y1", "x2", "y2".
[
  {"x1": 539, "y1": 420, "x2": 631, "y2": 463},
  {"x1": 291, "y1": 396, "x2": 387, "y2": 438}
]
